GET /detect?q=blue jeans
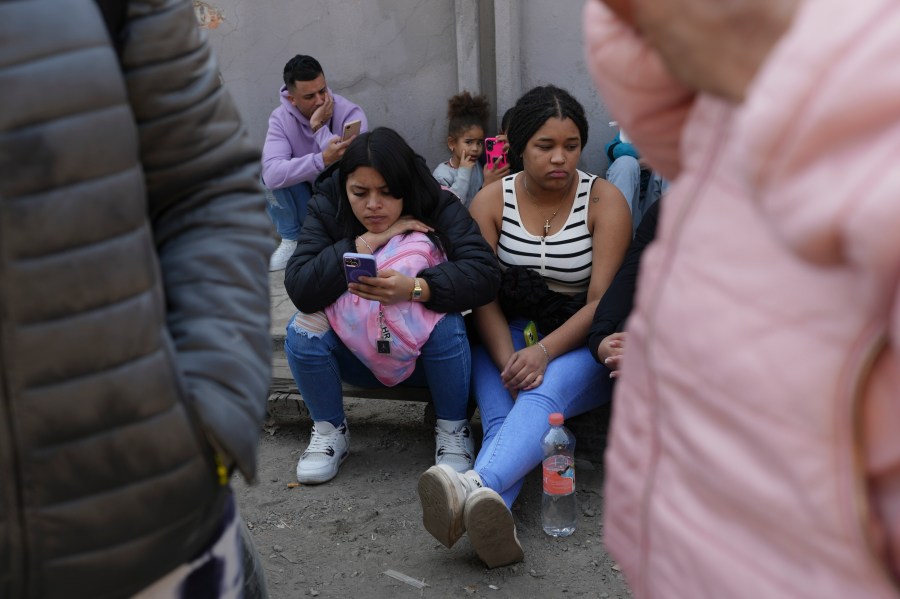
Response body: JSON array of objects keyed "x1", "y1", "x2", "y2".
[
  {"x1": 472, "y1": 320, "x2": 614, "y2": 507},
  {"x1": 606, "y1": 156, "x2": 666, "y2": 236},
  {"x1": 266, "y1": 181, "x2": 312, "y2": 241},
  {"x1": 284, "y1": 312, "x2": 471, "y2": 425}
]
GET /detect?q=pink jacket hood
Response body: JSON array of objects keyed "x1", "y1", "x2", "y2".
[{"x1": 585, "y1": 0, "x2": 900, "y2": 597}]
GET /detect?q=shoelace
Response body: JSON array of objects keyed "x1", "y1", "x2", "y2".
[
  {"x1": 435, "y1": 427, "x2": 470, "y2": 457},
  {"x1": 306, "y1": 428, "x2": 341, "y2": 454}
]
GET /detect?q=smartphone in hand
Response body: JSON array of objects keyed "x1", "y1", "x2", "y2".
[
  {"x1": 484, "y1": 137, "x2": 508, "y2": 170},
  {"x1": 343, "y1": 252, "x2": 377, "y2": 284},
  {"x1": 341, "y1": 119, "x2": 362, "y2": 142}
]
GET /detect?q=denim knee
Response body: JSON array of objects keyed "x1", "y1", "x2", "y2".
[{"x1": 286, "y1": 312, "x2": 336, "y2": 358}]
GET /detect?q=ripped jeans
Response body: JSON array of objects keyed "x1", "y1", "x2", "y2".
[
  {"x1": 472, "y1": 320, "x2": 614, "y2": 507},
  {"x1": 284, "y1": 311, "x2": 471, "y2": 426}
]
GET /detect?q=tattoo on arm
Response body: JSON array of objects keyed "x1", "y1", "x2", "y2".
[{"x1": 591, "y1": 196, "x2": 600, "y2": 203}]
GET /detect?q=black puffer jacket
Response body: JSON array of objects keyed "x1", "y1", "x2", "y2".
[
  {"x1": 0, "y1": 1, "x2": 273, "y2": 597},
  {"x1": 284, "y1": 166, "x2": 501, "y2": 314}
]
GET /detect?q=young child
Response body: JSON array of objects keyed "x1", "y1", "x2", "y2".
[{"x1": 433, "y1": 92, "x2": 508, "y2": 207}]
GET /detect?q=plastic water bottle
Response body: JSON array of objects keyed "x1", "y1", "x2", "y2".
[{"x1": 541, "y1": 412, "x2": 576, "y2": 537}]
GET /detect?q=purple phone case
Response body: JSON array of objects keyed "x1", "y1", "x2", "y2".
[{"x1": 343, "y1": 253, "x2": 377, "y2": 284}]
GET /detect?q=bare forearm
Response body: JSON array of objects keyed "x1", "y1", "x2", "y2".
[
  {"x1": 474, "y1": 301, "x2": 515, "y2": 370},
  {"x1": 539, "y1": 300, "x2": 599, "y2": 359}
]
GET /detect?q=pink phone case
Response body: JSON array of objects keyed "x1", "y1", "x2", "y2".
[{"x1": 485, "y1": 137, "x2": 508, "y2": 170}]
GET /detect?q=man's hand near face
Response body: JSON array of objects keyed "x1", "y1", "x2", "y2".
[{"x1": 310, "y1": 92, "x2": 334, "y2": 132}]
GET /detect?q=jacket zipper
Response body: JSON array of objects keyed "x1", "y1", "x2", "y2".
[
  {"x1": 373, "y1": 245, "x2": 440, "y2": 353},
  {"x1": 848, "y1": 331, "x2": 900, "y2": 593}
]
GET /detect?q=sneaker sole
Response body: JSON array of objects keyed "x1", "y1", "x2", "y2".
[
  {"x1": 464, "y1": 489, "x2": 524, "y2": 568},
  {"x1": 296, "y1": 450, "x2": 349, "y2": 485},
  {"x1": 417, "y1": 466, "x2": 466, "y2": 549}
]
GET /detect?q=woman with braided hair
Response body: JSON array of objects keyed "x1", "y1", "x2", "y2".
[{"x1": 416, "y1": 85, "x2": 632, "y2": 568}]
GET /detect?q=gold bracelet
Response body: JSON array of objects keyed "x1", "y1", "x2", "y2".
[
  {"x1": 357, "y1": 235, "x2": 374, "y2": 253},
  {"x1": 536, "y1": 341, "x2": 551, "y2": 362}
]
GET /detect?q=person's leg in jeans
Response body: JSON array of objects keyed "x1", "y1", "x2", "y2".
[
  {"x1": 266, "y1": 182, "x2": 311, "y2": 241},
  {"x1": 284, "y1": 311, "x2": 381, "y2": 483},
  {"x1": 606, "y1": 155, "x2": 641, "y2": 236},
  {"x1": 412, "y1": 313, "x2": 470, "y2": 421},
  {"x1": 638, "y1": 171, "x2": 668, "y2": 220},
  {"x1": 473, "y1": 320, "x2": 614, "y2": 508},
  {"x1": 266, "y1": 181, "x2": 311, "y2": 270},
  {"x1": 403, "y1": 313, "x2": 474, "y2": 471}
]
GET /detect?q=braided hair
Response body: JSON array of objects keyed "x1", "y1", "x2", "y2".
[
  {"x1": 446, "y1": 91, "x2": 490, "y2": 138},
  {"x1": 506, "y1": 85, "x2": 588, "y2": 174}
]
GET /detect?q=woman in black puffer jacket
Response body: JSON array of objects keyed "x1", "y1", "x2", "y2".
[{"x1": 283, "y1": 127, "x2": 501, "y2": 486}]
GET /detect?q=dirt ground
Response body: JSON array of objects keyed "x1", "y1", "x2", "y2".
[{"x1": 233, "y1": 396, "x2": 632, "y2": 599}]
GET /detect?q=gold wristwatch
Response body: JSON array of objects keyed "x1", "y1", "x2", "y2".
[{"x1": 410, "y1": 277, "x2": 423, "y2": 301}]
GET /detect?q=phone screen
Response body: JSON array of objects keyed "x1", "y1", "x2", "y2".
[{"x1": 343, "y1": 252, "x2": 377, "y2": 284}]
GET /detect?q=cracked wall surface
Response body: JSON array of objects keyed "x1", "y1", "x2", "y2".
[{"x1": 202, "y1": 1, "x2": 612, "y2": 175}]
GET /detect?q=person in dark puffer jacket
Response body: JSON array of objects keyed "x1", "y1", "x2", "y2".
[
  {"x1": 283, "y1": 128, "x2": 501, "y2": 486},
  {"x1": 0, "y1": 0, "x2": 274, "y2": 597}
]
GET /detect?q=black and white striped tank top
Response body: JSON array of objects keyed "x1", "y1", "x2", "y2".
[{"x1": 497, "y1": 170, "x2": 596, "y2": 293}]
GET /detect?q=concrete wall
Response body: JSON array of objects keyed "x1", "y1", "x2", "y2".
[
  {"x1": 200, "y1": 0, "x2": 614, "y2": 176},
  {"x1": 517, "y1": 3, "x2": 613, "y2": 175}
]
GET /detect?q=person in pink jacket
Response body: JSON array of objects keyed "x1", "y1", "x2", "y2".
[{"x1": 583, "y1": 0, "x2": 900, "y2": 597}]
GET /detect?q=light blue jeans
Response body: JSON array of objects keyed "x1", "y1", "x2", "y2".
[
  {"x1": 473, "y1": 320, "x2": 614, "y2": 507},
  {"x1": 285, "y1": 312, "x2": 471, "y2": 426},
  {"x1": 266, "y1": 181, "x2": 312, "y2": 241},
  {"x1": 606, "y1": 156, "x2": 667, "y2": 236}
]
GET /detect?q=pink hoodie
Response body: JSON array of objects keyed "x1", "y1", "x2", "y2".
[{"x1": 584, "y1": 1, "x2": 900, "y2": 597}]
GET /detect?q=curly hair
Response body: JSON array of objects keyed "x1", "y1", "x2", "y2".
[
  {"x1": 506, "y1": 85, "x2": 588, "y2": 173},
  {"x1": 445, "y1": 91, "x2": 490, "y2": 138}
]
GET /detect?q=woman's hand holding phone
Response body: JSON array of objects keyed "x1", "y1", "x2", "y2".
[
  {"x1": 349, "y1": 270, "x2": 428, "y2": 305},
  {"x1": 482, "y1": 136, "x2": 510, "y2": 186},
  {"x1": 482, "y1": 160, "x2": 510, "y2": 187}
]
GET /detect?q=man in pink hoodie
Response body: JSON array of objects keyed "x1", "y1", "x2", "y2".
[
  {"x1": 585, "y1": 0, "x2": 900, "y2": 597},
  {"x1": 262, "y1": 55, "x2": 368, "y2": 270}
]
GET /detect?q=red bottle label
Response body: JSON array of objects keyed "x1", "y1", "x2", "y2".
[{"x1": 543, "y1": 455, "x2": 575, "y2": 495}]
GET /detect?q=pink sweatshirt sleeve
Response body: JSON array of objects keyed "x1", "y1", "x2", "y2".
[{"x1": 582, "y1": 1, "x2": 696, "y2": 180}]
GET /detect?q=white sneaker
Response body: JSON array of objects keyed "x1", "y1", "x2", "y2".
[
  {"x1": 434, "y1": 419, "x2": 475, "y2": 472},
  {"x1": 417, "y1": 465, "x2": 483, "y2": 548},
  {"x1": 296, "y1": 420, "x2": 349, "y2": 484},
  {"x1": 269, "y1": 239, "x2": 297, "y2": 271},
  {"x1": 464, "y1": 488, "x2": 524, "y2": 568}
]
